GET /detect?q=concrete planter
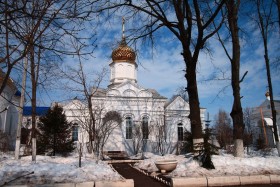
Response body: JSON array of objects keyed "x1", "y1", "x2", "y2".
[{"x1": 155, "y1": 160, "x2": 177, "y2": 173}]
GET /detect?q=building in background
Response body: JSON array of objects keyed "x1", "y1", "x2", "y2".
[
  {"x1": 251, "y1": 92, "x2": 280, "y2": 148},
  {"x1": 61, "y1": 33, "x2": 206, "y2": 156}
]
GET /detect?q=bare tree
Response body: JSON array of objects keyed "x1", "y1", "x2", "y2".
[
  {"x1": 226, "y1": 0, "x2": 246, "y2": 157},
  {"x1": 99, "y1": 0, "x2": 226, "y2": 153},
  {"x1": 67, "y1": 61, "x2": 107, "y2": 156},
  {"x1": 213, "y1": 109, "x2": 233, "y2": 150},
  {"x1": 60, "y1": 41, "x2": 109, "y2": 157},
  {"x1": 1, "y1": 0, "x2": 99, "y2": 161},
  {"x1": 215, "y1": 0, "x2": 245, "y2": 157},
  {"x1": 0, "y1": 0, "x2": 64, "y2": 94},
  {"x1": 254, "y1": 0, "x2": 280, "y2": 155},
  {"x1": 243, "y1": 107, "x2": 253, "y2": 153},
  {"x1": 129, "y1": 120, "x2": 153, "y2": 156},
  {"x1": 152, "y1": 119, "x2": 166, "y2": 156},
  {"x1": 97, "y1": 111, "x2": 122, "y2": 159},
  {"x1": 66, "y1": 101, "x2": 123, "y2": 160},
  {"x1": 65, "y1": 99, "x2": 99, "y2": 156}
]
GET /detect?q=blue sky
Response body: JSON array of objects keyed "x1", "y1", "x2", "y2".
[{"x1": 28, "y1": 12, "x2": 280, "y2": 123}]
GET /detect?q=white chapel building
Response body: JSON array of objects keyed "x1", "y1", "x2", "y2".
[{"x1": 61, "y1": 33, "x2": 206, "y2": 156}]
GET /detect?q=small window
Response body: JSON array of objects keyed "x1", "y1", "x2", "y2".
[
  {"x1": 72, "y1": 124, "x2": 79, "y2": 141},
  {"x1": 178, "y1": 123, "x2": 183, "y2": 141},
  {"x1": 126, "y1": 117, "x2": 133, "y2": 139},
  {"x1": 142, "y1": 116, "x2": 149, "y2": 139}
]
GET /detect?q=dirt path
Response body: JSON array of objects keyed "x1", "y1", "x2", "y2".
[{"x1": 112, "y1": 163, "x2": 168, "y2": 187}]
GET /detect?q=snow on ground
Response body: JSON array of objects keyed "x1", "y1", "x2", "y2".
[
  {"x1": 1, "y1": 149, "x2": 280, "y2": 185},
  {"x1": 134, "y1": 149, "x2": 280, "y2": 178},
  {"x1": 0, "y1": 153, "x2": 122, "y2": 186}
]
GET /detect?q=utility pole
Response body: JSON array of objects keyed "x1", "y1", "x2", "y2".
[{"x1": 15, "y1": 57, "x2": 28, "y2": 159}]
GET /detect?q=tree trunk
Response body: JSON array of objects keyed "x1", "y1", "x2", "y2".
[
  {"x1": 257, "y1": 0, "x2": 280, "y2": 156},
  {"x1": 264, "y1": 49, "x2": 280, "y2": 155},
  {"x1": 183, "y1": 50, "x2": 204, "y2": 152},
  {"x1": 87, "y1": 97, "x2": 95, "y2": 155},
  {"x1": 264, "y1": 52, "x2": 280, "y2": 156},
  {"x1": 227, "y1": 0, "x2": 244, "y2": 157},
  {"x1": 15, "y1": 57, "x2": 28, "y2": 159},
  {"x1": 30, "y1": 44, "x2": 37, "y2": 162}
]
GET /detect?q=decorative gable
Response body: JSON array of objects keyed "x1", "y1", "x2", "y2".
[
  {"x1": 107, "y1": 89, "x2": 121, "y2": 96},
  {"x1": 138, "y1": 90, "x2": 152, "y2": 97},
  {"x1": 165, "y1": 96, "x2": 190, "y2": 111},
  {"x1": 63, "y1": 100, "x2": 86, "y2": 110},
  {"x1": 123, "y1": 89, "x2": 137, "y2": 97},
  {"x1": 107, "y1": 81, "x2": 153, "y2": 98}
]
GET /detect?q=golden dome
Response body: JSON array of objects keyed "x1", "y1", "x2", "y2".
[{"x1": 112, "y1": 38, "x2": 136, "y2": 62}]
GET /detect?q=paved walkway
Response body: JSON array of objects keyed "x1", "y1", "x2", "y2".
[
  {"x1": 111, "y1": 162, "x2": 280, "y2": 187},
  {"x1": 112, "y1": 163, "x2": 168, "y2": 187}
]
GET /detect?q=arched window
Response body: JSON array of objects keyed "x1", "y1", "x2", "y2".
[
  {"x1": 72, "y1": 123, "x2": 79, "y2": 141},
  {"x1": 178, "y1": 123, "x2": 183, "y2": 141},
  {"x1": 126, "y1": 117, "x2": 133, "y2": 139},
  {"x1": 142, "y1": 116, "x2": 149, "y2": 139}
]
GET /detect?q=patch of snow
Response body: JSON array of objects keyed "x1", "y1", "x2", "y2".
[
  {"x1": 2, "y1": 149, "x2": 280, "y2": 185},
  {"x1": 0, "y1": 153, "x2": 122, "y2": 186},
  {"x1": 134, "y1": 150, "x2": 280, "y2": 178}
]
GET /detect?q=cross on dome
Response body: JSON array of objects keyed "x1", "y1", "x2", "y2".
[
  {"x1": 122, "y1": 17, "x2": 125, "y2": 39},
  {"x1": 111, "y1": 17, "x2": 136, "y2": 62}
]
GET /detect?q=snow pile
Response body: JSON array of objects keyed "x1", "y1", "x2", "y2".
[
  {"x1": 0, "y1": 153, "x2": 121, "y2": 186},
  {"x1": 134, "y1": 150, "x2": 280, "y2": 177}
]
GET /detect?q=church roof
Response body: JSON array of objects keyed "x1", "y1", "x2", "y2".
[
  {"x1": 92, "y1": 87, "x2": 107, "y2": 97},
  {"x1": 23, "y1": 106, "x2": 50, "y2": 116},
  {"x1": 164, "y1": 95, "x2": 186, "y2": 107},
  {"x1": 111, "y1": 38, "x2": 136, "y2": 63},
  {"x1": 91, "y1": 82, "x2": 166, "y2": 99},
  {"x1": 146, "y1": 89, "x2": 166, "y2": 99}
]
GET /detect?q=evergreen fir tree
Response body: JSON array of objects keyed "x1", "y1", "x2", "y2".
[
  {"x1": 186, "y1": 127, "x2": 219, "y2": 170},
  {"x1": 199, "y1": 127, "x2": 219, "y2": 169},
  {"x1": 37, "y1": 105, "x2": 74, "y2": 156}
]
